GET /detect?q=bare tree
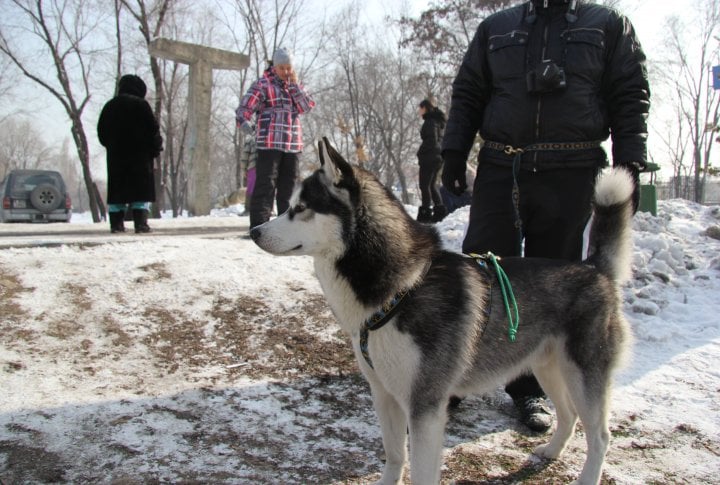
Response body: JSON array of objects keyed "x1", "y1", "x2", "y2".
[
  {"x1": 159, "y1": 60, "x2": 189, "y2": 216},
  {"x1": 399, "y1": 0, "x2": 511, "y2": 74},
  {"x1": 364, "y1": 49, "x2": 424, "y2": 203},
  {"x1": 0, "y1": 119, "x2": 52, "y2": 179},
  {"x1": 652, "y1": 95, "x2": 694, "y2": 198},
  {"x1": 231, "y1": 0, "x2": 307, "y2": 74},
  {"x1": 0, "y1": 57, "x2": 16, "y2": 120},
  {"x1": 312, "y1": 5, "x2": 430, "y2": 203},
  {"x1": 326, "y1": 3, "x2": 375, "y2": 168},
  {"x1": 657, "y1": 0, "x2": 720, "y2": 202},
  {"x1": 0, "y1": 0, "x2": 104, "y2": 221},
  {"x1": 113, "y1": 0, "x2": 123, "y2": 83}
]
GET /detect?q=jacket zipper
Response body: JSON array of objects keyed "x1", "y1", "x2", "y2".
[{"x1": 533, "y1": 18, "x2": 551, "y2": 172}]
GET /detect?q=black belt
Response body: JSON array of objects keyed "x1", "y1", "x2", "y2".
[
  {"x1": 483, "y1": 140, "x2": 603, "y2": 155},
  {"x1": 482, "y1": 139, "x2": 602, "y2": 255}
]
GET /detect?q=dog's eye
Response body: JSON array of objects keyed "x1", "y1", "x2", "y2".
[{"x1": 288, "y1": 203, "x2": 307, "y2": 220}]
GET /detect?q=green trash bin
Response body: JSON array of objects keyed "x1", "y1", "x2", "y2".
[{"x1": 638, "y1": 162, "x2": 660, "y2": 216}]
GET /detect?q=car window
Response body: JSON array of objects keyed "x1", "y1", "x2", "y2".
[{"x1": 11, "y1": 172, "x2": 63, "y2": 192}]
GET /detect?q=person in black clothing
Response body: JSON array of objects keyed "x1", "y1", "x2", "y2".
[
  {"x1": 441, "y1": 0, "x2": 649, "y2": 432},
  {"x1": 98, "y1": 74, "x2": 162, "y2": 234},
  {"x1": 416, "y1": 98, "x2": 448, "y2": 223}
]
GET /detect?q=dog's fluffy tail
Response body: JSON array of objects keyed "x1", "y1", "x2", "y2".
[{"x1": 586, "y1": 167, "x2": 634, "y2": 285}]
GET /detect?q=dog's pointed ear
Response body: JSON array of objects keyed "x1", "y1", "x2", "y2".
[
  {"x1": 318, "y1": 139, "x2": 327, "y2": 168},
  {"x1": 319, "y1": 139, "x2": 339, "y2": 183},
  {"x1": 321, "y1": 136, "x2": 354, "y2": 182},
  {"x1": 319, "y1": 137, "x2": 353, "y2": 184}
]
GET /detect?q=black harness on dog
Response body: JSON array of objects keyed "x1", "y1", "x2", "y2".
[
  {"x1": 359, "y1": 253, "x2": 518, "y2": 370},
  {"x1": 359, "y1": 262, "x2": 431, "y2": 369}
]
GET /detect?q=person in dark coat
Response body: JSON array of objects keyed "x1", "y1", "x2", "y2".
[
  {"x1": 416, "y1": 98, "x2": 448, "y2": 223},
  {"x1": 441, "y1": 0, "x2": 649, "y2": 432},
  {"x1": 98, "y1": 74, "x2": 162, "y2": 233}
]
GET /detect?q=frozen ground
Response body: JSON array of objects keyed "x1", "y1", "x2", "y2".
[{"x1": 1, "y1": 199, "x2": 719, "y2": 483}]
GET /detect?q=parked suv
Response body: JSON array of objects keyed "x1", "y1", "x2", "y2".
[{"x1": 0, "y1": 169, "x2": 72, "y2": 223}]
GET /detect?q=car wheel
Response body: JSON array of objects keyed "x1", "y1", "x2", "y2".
[{"x1": 30, "y1": 184, "x2": 63, "y2": 212}]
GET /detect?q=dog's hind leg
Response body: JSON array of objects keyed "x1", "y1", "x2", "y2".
[
  {"x1": 407, "y1": 404, "x2": 447, "y2": 485},
  {"x1": 532, "y1": 356, "x2": 579, "y2": 460},
  {"x1": 370, "y1": 382, "x2": 408, "y2": 485},
  {"x1": 566, "y1": 375, "x2": 611, "y2": 485}
]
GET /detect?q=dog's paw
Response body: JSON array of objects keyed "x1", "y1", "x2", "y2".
[
  {"x1": 533, "y1": 442, "x2": 562, "y2": 460},
  {"x1": 372, "y1": 470, "x2": 402, "y2": 485},
  {"x1": 373, "y1": 478, "x2": 400, "y2": 485}
]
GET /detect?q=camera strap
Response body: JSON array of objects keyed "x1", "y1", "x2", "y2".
[
  {"x1": 526, "y1": 0, "x2": 578, "y2": 24},
  {"x1": 525, "y1": 0, "x2": 579, "y2": 68}
]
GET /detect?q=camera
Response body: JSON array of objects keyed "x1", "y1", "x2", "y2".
[{"x1": 526, "y1": 60, "x2": 567, "y2": 94}]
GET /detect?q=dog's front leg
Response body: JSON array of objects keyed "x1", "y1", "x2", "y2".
[
  {"x1": 369, "y1": 380, "x2": 407, "y2": 485},
  {"x1": 408, "y1": 405, "x2": 447, "y2": 484}
]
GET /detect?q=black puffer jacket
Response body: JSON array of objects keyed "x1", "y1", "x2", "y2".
[
  {"x1": 98, "y1": 75, "x2": 162, "y2": 204},
  {"x1": 442, "y1": 0, "x2": 650, "y2": 171},
  {"x1": 417, "y1": 108, "x2": 447, "y2": 165}
]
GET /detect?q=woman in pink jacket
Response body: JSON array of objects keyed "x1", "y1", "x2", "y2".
[{"x1": 236, "y1": 47, "x2": 315, "y2": 229}]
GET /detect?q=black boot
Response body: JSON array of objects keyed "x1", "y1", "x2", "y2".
[
  {"x1": 448, "y1": 395, "x2": 463, "y2": 410},
  {"x1": 132, "y1": 209, "x2": 151, "y2": 233},
  {"x1": 514, "y1": 396, "x2": 554, "y2": 433},
  {"x1": 109, "y1": 211, "x2": 125, "y2": 233},
  {"x1": 432, "y1": 204, "x2": 448, "y2": 222},
  {"x1": 416, "y1": 206, "x2": 433, "y2": 223}
]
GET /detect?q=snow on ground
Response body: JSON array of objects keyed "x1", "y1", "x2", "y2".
[{"x1": 0, "y1": 199, "x2": 719, "y2": 483}]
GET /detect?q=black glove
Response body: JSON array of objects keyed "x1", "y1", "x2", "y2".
[{"x1": 441, "y1": 150, "x2": 468, "y2": 196}]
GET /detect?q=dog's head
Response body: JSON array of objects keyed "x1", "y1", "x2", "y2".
[{"x1": 250, "y1": 137, "x2": 362, "y2": 258}]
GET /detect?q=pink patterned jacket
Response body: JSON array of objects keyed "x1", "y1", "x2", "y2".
[{"x1": 236, "y1": 68, "x2": 315, "y2": 153}]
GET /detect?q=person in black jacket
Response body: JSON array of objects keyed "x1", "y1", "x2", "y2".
[
  {"x1": 98, "y1": 74, "x2": 162, "y2": 234},
  {"x1": 416, "y1": 98, "x2": 448, "y2": 223},
  {"x1": 441, "y1": 0, "x2": 649, "y2": 432}
]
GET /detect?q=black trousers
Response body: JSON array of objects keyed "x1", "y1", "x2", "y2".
[
  {"x1": 462, "y1": 161, "x2": 599, "y2": 400},
  {"x1": 418, "y1": 158, "x2": 443, "y2": 208},
  {"x1": 250, "y1": 149, "x2": 299, "y2": 229}
]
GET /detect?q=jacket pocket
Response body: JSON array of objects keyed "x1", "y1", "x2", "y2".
[
  {"x1": 562, "y1": 28, "x2": 606, "y2": 78},
  {"x1": 487, "y1": 30, "x2": 529, "y2": 79}
]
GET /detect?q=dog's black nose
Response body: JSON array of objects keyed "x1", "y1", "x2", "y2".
[{"x1": 249, "y1": 227, "x2": 260, "y2": 242}]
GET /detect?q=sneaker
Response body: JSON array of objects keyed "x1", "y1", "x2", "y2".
[{"x1": 515, "y1": 396, "x2": 553, "y2": 432}]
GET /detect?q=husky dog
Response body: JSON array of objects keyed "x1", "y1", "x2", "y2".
[{"x1": 251, "y1": 138, "x2": 633, "y2": 485}]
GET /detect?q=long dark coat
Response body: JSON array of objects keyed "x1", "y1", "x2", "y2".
[{"x1": 97, "y1": 76, "x2": 161, "y2": 204}]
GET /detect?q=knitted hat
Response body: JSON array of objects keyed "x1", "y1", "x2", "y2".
[
  {"x1": 118, "y1": 74, "x2": 147, "y2": 98},
  {"x1": 272, "y1": 47, "x2": 293, "y2": 66}
]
